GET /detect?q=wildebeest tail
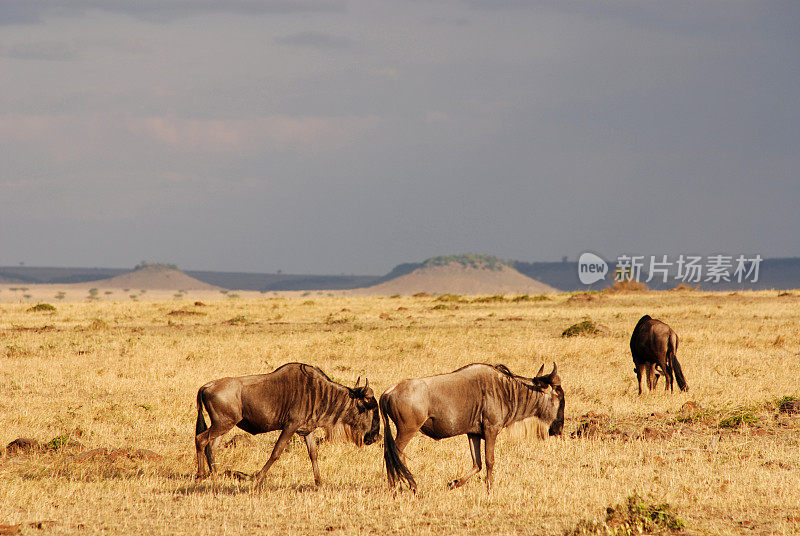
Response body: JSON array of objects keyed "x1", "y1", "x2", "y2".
[
  {"x1": 668, "y1": 333, "x2": 688, "y2": 392},
  {"x1": 196, "y1": 388, "x2": 208, "y2": 436},
  {"x1": 380, "y1": 394, "x2": 416, "y2": 490}
]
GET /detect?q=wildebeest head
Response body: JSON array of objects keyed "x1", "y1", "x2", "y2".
[
  {"x1": 345, "y1": 377, "x2": 381, "y2": 446},
  {"x1": 532, "y1": 363, "x2": 565, "y2": 436}
]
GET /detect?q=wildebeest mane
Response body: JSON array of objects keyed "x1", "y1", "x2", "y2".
[
  {"x1": 492, "y1": 363, "x2": 515, "y2": 377},
  {"x1": 276, "y1": 363, "x2": 376, "y2": 445},
  {"x1": 452, "y1": 363, "x2": 530, "y2": 384},
  {"x1": 492, "y1": 363, "x2": 543, "y2": 389},
  {"x1": 279, "y1": 362, "x2": 356, "y2": 392}
]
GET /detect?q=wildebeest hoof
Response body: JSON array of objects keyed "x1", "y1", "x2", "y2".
[{"x1": 447, "y1": 480, "x2": 459, "y2": 490}]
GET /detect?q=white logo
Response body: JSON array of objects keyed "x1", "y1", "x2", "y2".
[{"x1": 578, "y1": 252, "x2": 608, "y2": 285}]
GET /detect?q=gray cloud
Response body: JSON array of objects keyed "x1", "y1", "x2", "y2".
[
  {"x1": 275, "y1": 31, "x2": 355, "y2": 50},
  {"x1": 0, "y1": 3, "x2": 44, "y2": 25},
  {"x1": 3, "y1": 41, "x2": 78, "y2": 61},
  {"x1": 0, "y1": 1, "x2": 798, "y2": 273},
  {"x1": 0, "y1": 0, "x2": 345, "y2": 25}
]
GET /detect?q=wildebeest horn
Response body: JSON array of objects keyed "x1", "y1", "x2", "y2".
[
  {"x1": 364, "y1": 378, "x2": 369, "y2": 390},
  {"x1": 535, "y1": 363, "x2": 545, "y2": 377},
  {"x1": 547, "y1": 362, "x2": 558, "y2": 380}
]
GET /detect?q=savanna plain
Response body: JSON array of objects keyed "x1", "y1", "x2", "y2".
[{"x1": 1, "y1": 290, "x2": 799, "y2": 535}]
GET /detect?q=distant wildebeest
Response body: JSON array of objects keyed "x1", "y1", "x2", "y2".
[
  {"x1": 630, "y1": 315, "x2": 688, "y2": 394},
  {"x1": 380, "y1": 362, "x2": 564, "y2": 493},
  {"x1": 195, "y1": 362, "x2": 380, "y2": 488}
]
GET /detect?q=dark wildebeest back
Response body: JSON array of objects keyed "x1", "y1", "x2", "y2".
[
  {"x1": 194, "y1": 362, "x2": 380, "y2": 488},
  {"x1": 380, "y1": 363, "x2": 564, "y2": 492},
  {"x1": 630, "y1": 315, "x2": 688, "y2": 394}
]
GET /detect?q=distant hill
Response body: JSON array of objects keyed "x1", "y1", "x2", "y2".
[
  {"x1": 73, "y1": 263, "x2": 221, "y2": 290},
  {"x1": 356, "y1": 254, "x2": 558, "y2": 295},
  {"x1": 2, "y1": 256, "x2": 798, "y2": 292},
  {"x1": 0, "y1": 266, "x2": 380, "y2": 291}
]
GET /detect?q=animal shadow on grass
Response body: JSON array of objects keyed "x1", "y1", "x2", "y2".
[
  {"x1": 175, "y1": 470, "x2": 254, "y2": 495},
  {"x1": 176, "y1": 480, "x2": 249, "y2": 496},
  {"x1": 177, "y1": 471, "x2": 352, "y2": 495}
]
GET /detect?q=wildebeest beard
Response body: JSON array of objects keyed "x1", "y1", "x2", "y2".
[{"x1": 323, "y1": 393, "x2": 381, "y2": 447}]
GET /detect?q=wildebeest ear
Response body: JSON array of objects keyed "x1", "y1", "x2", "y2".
[{"x1": 535, "y1": 363, "x2": 545, "y2": 377}]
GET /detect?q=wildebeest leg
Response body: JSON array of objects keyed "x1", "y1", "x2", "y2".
[
  {"x1": 196, "y1": 422, "x2": 236, "y2": 478},
  {"x1": 483, "y1": 428, "x2": 499, "y2": 493},
  {"x1": 253, "y1": 426, "x2": 298, "y2": 490},
  {"x1": 664, "y1": 364, "x2": 673, "y2": 392},
  {"x1": 447, "y1": 433, "x2": 482, "y2": 490},
  {"x1": 303, "y1": 433, "x2": 322, "y2": 486},
  {"x1": 647, "y1": 364, "x2": 658, "y2": 392},
  {"x1": 636, "y1": 363, "x2": 647, "y2": 395},
  {"x1": 393, "y1": 428, "x2": 417, "y2": 466},
  {"x1": 389, "y1": 427, "x2": 418, "y2": 492},
  {"x1": 206, "y1": 436, "x2": 223, "y2": 475}
]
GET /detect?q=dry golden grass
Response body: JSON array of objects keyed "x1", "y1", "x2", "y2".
[{"x1": 1, "y1": 291, "x2": 799, "y2": 535}]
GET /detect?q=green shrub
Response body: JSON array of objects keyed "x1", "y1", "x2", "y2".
[
  {"x1": 472, "y1": 295, "x2": 506, "y2": 303},
  {"x1": 28, "y1": 303, "x2": 56, "y2": 312},
  {"x1": 512, "y1": 294, "x2": 551, "y2": 302},
  {"x1": 44, "y1": 434, "x2": 74, "y2": 451},
  {"x1": 719, "y1": 410, "x2": 758, "y2": 428},
  {"x1": 134, "y1": 261, "x2": 178, "y2": 271},
  {"x1": 566, "y1": 494, "x2": 685, "y2": 535},
  {"x1": 422, "y1": 253, "x2": 509, "y2": 271},
  {"x1": 562, "y1": 320, "x2": 601, "y2": 337}
]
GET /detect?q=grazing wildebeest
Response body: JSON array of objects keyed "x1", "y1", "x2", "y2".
[
  {"x1": 380, "y1": 362, "x2": 564, "y2": 493},
  {"x1": 630, "y1": 315, "x2": 688, "y2": 394},
  {"x1": 194, "y1": 362, "x2": 380, "y2": 488}
]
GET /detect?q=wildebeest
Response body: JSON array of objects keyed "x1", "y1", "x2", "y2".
[
  {"x1": 630, "y1": 315, "x2": 688, "y2": 394},
  {"x1": 194, "y1": 362, "x2": 380, "y2": 488},
  {"x1": 380, "y1": 362, "x2": 564, "y2": 492}
]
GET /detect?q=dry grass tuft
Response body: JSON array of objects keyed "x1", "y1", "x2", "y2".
[{"x1": 608, "y1": 279, "x2": 650, "y2": 292}]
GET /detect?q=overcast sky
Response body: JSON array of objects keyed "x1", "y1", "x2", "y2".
[{"x1": 1, "y1": 1, "x2": 798, "y2": 274}]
